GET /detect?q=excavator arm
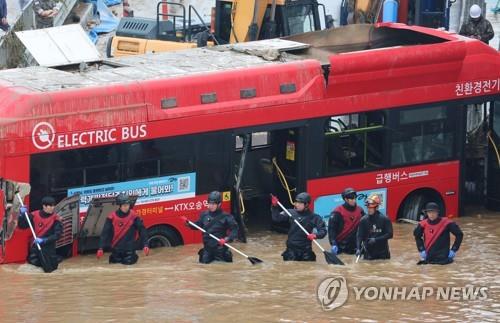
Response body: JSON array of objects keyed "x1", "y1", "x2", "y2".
[{"x1": 229, "y1": 0, "x2": 270, "y2": 43}]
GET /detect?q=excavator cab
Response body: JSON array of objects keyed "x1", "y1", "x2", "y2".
[
  {"x1": 282, "y1": 0, "x2": 322, "y2": 35},
  {"x1": 214, "y1": 0, "x2": 327, "y2": 44},
  {"x1": 108, "y1": 0, "x2": 329, "y2": 57}
]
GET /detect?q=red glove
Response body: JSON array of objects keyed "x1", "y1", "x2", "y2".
[
  {"x1": 96, "y1": 249, "x2": 104, "y2": 259},
  {"x1": 307, "y1": 233, "x2": 316, "y2": 241},
  {"x1": 271, "y1": 194, "x2": 278, "y2": 207},
  {"x1": 143, "y1": 246, "x2": 150, "y2": 256},
  {"x1": 218, "y1": 238, "x2": 226, "y2": 246}
]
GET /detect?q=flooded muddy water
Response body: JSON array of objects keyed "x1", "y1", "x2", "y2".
[{"x1": 1, "y1": 211, "x2": 499, "y2": 322}]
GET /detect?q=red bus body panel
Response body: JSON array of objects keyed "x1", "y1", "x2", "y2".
[
  {"x1": 0, "y1": 24, "x2": 498, "y2": 264},
  {"x1": 308, "y1": 161, "x2": 460, "y2": 221}
]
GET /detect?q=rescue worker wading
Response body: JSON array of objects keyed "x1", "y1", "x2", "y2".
[
  {"x1": 97, "y1": 193, "x2": 149, "y2": 265},
  {"x1": 356, "y1": 194, "x2": 393, "y2": 260},
  {"x1": 328, "y1": 188, "x2": 364, "y2": 255},
  {"x1": 413, "y1": 202, "x2": 463, "y2": 265},
  {"x1": 182, "y1": 191, "x2": 239, "y2": 264},
  {"x1": 18, "y1": 196, "x2": 63, "y2": 270},
  {"x1": 271, "y1": 192, "x2": 327, "y2": 261}
]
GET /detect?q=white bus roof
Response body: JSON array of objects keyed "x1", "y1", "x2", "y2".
[
  {"x1": 0, "y1": 39, "x2": 307, "y2": 92},
  {"x1": 0, "y1": 24, "x2": 459, "y2": 92}
]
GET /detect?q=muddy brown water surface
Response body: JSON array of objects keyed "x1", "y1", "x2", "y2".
[{"x1": 1, "y1": 212, "x2": 499, "y2": 322}]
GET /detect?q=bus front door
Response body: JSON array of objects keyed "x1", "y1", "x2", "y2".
[
  {"x1": 270, "y1": 127, "x2": 304, "y2": 232},
  {"x1": 231, "y1": 127, "x2": 303, "y2": 233},
  {"x1": 271, "y1": 128, "x2": 301, "y2": 206},
  {"x1": 232, "y1": 132, "x2": 274, "y2": 234}
]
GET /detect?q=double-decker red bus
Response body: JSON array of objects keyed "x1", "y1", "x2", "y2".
[{"x1": 0, "y1": 23, "x2": 499, "y2": 264}]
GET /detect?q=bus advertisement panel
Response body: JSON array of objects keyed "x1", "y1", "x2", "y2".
[{"x1": 67, "y1": 173, "x2": 196, "y2": 213}]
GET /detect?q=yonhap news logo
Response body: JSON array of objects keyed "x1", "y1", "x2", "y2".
[
  {"x1": 316, "y1": 276, "x2": 489, "y2": 311},
  {"x1": 316, "y1": 276, "x2": 349, "y2": 311}
]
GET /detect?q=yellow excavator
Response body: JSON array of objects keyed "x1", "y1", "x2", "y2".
[{"x1": 107, "y1": 0, "x2": 332, "y2": 57}]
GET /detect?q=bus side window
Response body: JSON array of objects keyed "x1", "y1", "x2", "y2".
[
  {"x1": 124, "y1": 137, "x2": 197, "y2": 180},
  {"x1": 197, "y1": 132, "x2": 230, "y2": 193},
  {"x1": 158, "y1": 137, "x2": 195, "y2": 176},
  {"x1": 390, "y1": 105, "x2": 457, "y2": 166},
  {"x1": 86, "y1": 164, "x2": 120, "y2": 185},
  {"x1": 126, "y1": 141, "x2": 160, "y2": 180},
  {"x1": 84, "y1": 146, "x2": 120, "y2": 185},
  {"x1": 31, "y1": 144, "x2": 121, "y2": 205},
  {"x1": 50, "y1": 169, "x2": 84, "y2": 190},
  {"x1": 324, "y1": 111, "x2": 385, "y2": 174}
]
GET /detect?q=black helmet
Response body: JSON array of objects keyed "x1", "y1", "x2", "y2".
[
  {"x1": 423, "y1": 202, "x2": 439, "y2": 212},
  {"x1": 341, "y1": 187, "x2": 357, "y2": 199},
  {"x1": 116, "y1": 193, "x2": 130, "y2": 205},
  {"x1": 207, "y1": 191, "x2": 222, "y2": 204},
  {"x1": 41, "y1": 196, "x2": 56, "y2": 206},
  {"x1": 295, "y1": 192, "x2": 311, "y2": 204}
]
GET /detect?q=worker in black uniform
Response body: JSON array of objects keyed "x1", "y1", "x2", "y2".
[
  {"x1": 328, "y1": 188, "x2": 364, "y2": 255},
  {"x1": 18, "y1": 196, "x2": 63, "y2": 270},
  {"x1": 413, "y1": 202, "x2": 463, "y2": 265},
  {"x1": 356, "y1": 193, "x2": 393, "y2": 260},
  {"x1": 182, "y1": 191, "x2": 239, "y2": 264},
  {"x1": 97, "y1": 193, "x2": 149, "y2": 265},
  {"x1": 271, "y1": 192, "x2": 327, "y2": 261}
]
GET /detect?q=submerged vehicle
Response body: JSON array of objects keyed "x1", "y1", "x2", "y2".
[{"x1": 0, "y1": 24, "x2": 498, "y2": 265}]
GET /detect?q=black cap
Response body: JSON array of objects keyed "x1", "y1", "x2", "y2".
[
  {"x1": 423, "y1": 202, "x2": 440, "y2": 212},
  {"x1": 41, "y1": 196, "x2": 56, "y2": 206},
  {"x1": 295, "y1": 192, "x2": 311, "y2": 204},
  {"x1": 116, "y1": 193, "x2": 130, "y2": 205},
  {"x1": 342, "y1": 187, "x2": 357, "y2": 199},
  {"x1": 207, "y1": 191, "x2": 222, "y2": 204}
]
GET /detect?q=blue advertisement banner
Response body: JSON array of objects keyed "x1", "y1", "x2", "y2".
[
  {"x1": 68, "y1": 173, "x2": 196, "y2": 212},
  {"x1": 314, "y1": 188, "x2": 388, "y2": 225}
]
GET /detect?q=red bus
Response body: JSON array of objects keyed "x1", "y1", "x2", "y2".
[{"x1": 0, "y1": 23, "x2": 499, "y2": 264}]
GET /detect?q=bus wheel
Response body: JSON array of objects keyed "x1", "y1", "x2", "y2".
[
  {"x1": 398, "y1": 190, "x2": 443, "y2": 222},
  {"x1": 147, "y1": 226, "x2": 182, "y2": 248}
]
